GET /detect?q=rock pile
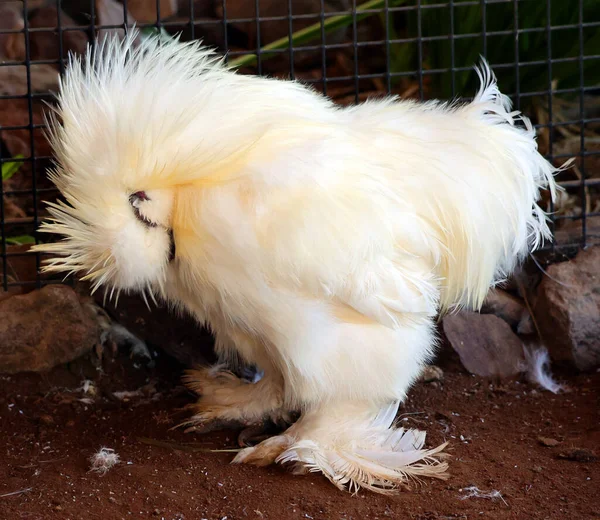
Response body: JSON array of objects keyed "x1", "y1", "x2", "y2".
[{"x1": 442, "y1": 246, "x2": 600, "y2": 377}]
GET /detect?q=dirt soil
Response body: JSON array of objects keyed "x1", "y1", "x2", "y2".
[{"x1": 0, "y1": 335, "x2": 599, "y2": 520}]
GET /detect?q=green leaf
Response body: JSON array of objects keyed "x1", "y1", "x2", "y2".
[
  {"x1": 416, "y1": 0, "x2": 600, "y2": 100},
  {"x1": 140, "y1": 26, "x2": 176, "y2": 43},
  {"x1": 228, "y1": 0, "x2": 410, "y2": 69},
  {"x1": 1, "y1": 155, "x2": 24, "y2": 181},
  {"x1": 5, "y1": 235, "x2": 36, "y2": 246}
]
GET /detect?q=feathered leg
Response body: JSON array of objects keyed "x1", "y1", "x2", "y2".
[
  {"x1": 180, "y1": 365, "x2": 291, "y2": 435},
  {"x1": 232, "y1": 400, "x2": 448, "y2": 493},
  {"x1": 178, "y1": 324, "x2": 292, "y2": 436},
  {"x1": 230, "y1": 305, "x2": 449, "y2": 493}
]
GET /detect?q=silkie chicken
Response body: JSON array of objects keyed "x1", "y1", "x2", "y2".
[{"x1": 32, "y1": 31, "x2": 565, "y2": 493}]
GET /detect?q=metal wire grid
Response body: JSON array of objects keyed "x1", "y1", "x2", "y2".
[{"x1": 0, "y1": 0, "x2": 598, "y2": 292}]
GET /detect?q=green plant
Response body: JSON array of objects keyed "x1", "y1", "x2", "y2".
[
  {"x1": 228, "y1": 0, "x2": 410, "y2": 69},
  {"x1": 139, "y1": 0, "x2": 599, "y2": 104},
  {"x1": 5, "y1": 235, "x2": 36, "y2": 246},
  {"x1": 222, "y1": 0, "x2": 598, "y2": 107},
  {"x1": 400, "y1": 0, "x2": 600, "y2": 100},
  {"x1": 1, "y1": 154, "x2": 24, "y2": 181},
  {"x1": 140, "y1": 26, "x2": 174, "y2": 42}
]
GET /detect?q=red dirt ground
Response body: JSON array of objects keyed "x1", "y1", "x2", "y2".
[{"x1": 0, "y1": 344, "x2": 598, "y2": 520}]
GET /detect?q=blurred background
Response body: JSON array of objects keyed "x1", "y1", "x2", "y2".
[{"x1": 1, "y1": 0, "x2": 599, "y2": 294}]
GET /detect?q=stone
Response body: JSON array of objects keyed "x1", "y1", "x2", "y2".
[
  {"x1": 538, "y1": 436, "x2": 560, "y2": 447},
  {"x1": 0, "y1": 63, "x2": 59, "y2": 97},
  {"x1": 0, "y1": 98, "x2": 52, "y2": 160},
  {"x1": 38, "y1": 414, "x2": 55, "y2": 426},
  {"x1": 535, "y1": 247, "x2": 600, "y2": 371},
  {"x1": 0, "y1": 245, "x2": 40, "y2": 303},
  {"x1": 95, "y1": 0, "x2": 142, "y2": 45},
  {"x1": 554, "y1": 216, "x2": 600, "y2": 252},
  {"x1": 27, "y1": 6, "x2": 88, "y2": 61},
  {"x1": 557, "y1": 448, "x2": 597, "y2": 463},
  {"x1": 0, "y1": 1, "x2": 26, "y2": 61},
  {"x1": 0, "y1": 285, "x2": 100, "y2": 374},
  {"x1": 481, "y1": 288, "x2": 528, "y2": 328},
  {"x1": 126, "y1": 0, "x2": 177, "y2": 22},
  {"x1": 442, "y1": 311, "x2": 525, "y2": 378},
  {"x1": 419, "y1": 365, "x2": 444, "y2": 383}
]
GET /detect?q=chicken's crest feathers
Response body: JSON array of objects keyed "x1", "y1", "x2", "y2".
[
  {"x1": 49, "y1": 31, "x2": 241, "y2": 191},
  {"x1": 48, "y1": 29, "x2": 343, "y2": 198}
]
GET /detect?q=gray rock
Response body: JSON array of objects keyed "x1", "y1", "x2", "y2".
[
  {"x1": 554, "y1": 216, "x2": 600, "y2": 254},
  {"x1": 535, "y1": 247, "x2": 600, "y2": 371},
  {"x1": 481, "y1": 288, "x2": 528, "y2": 328},
  {"x1": 0, "y1": 285, "x2": 100, "y2": 374},
  {"x1": 442, "y1": 311, "x2": 525, "y2": 378}
]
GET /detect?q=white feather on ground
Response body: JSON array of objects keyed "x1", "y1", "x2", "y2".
[
  {"x1": 523, "y1": 345, "x2": 564, "y2": 394},
  {"x1": 89, "y1": 448, "x2": 120, "y2": 475},
  {"x1": 460, "y1": 485, "x2": 508, "y2": 506},
  {"x1": 80, "y1": 379, "x2": 97, "y2": 397}
]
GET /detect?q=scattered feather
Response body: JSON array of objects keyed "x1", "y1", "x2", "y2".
[
  {"x1": 0, "y1": 487, "x2": 33, "y2": 498},
  {"x1": 89, "y1": 447, "x2": 120, "y2": 475},
  {"x1": 460, "y1": 485, "x2": 508, "y2": 506},
  {"x1": 523, "y1": 345, "x2": 564, "y2": 394},
  {"x1": 80, "y1": 379, "x2": 97, "y2": 397},
  {"x1": 112, "y1": 390, "x2": 144, "y2": 400}
]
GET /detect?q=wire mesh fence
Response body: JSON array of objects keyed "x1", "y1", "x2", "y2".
[{"x1": 0, "y1": 0, "x2": 599, "y2": 292}]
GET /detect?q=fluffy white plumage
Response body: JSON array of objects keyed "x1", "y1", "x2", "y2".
[{"x1": 33, "y1": 31, "x2": 565, "y2": 493}]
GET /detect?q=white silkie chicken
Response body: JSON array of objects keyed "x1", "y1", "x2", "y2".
[{"x1": 33, "y1": 32, "x2": 563, "y2": 493}]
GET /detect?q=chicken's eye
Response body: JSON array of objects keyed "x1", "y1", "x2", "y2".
[
  {"x1": 129, "y1": 191, "x2": 156, "y2": 227},
  {"x1": 129, "y1": 191, "x2": 150, "y2": 208}
]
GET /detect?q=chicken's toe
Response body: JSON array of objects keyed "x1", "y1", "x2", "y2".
[{"x1": 232, "y1": 434, "x2": 295, "y2": 466}]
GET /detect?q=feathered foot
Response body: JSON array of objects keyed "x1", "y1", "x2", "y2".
[
  {"x1": 232, "y1": 400, "x2": 449, "y2": 494},
  {"x1": 177, "y1": 365, "x2": 292, "y2": 439}
]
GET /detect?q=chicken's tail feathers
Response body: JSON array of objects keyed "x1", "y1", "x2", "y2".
[
  {"x1": 434, "y1": 57, "x2": 573, "y2": 313},
  {"x1": 470, "y1": 56, "x2": 573, "y2": 192},
  {"x1": 472, "y1": 56, "x2": 514, "y2": 116}
]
